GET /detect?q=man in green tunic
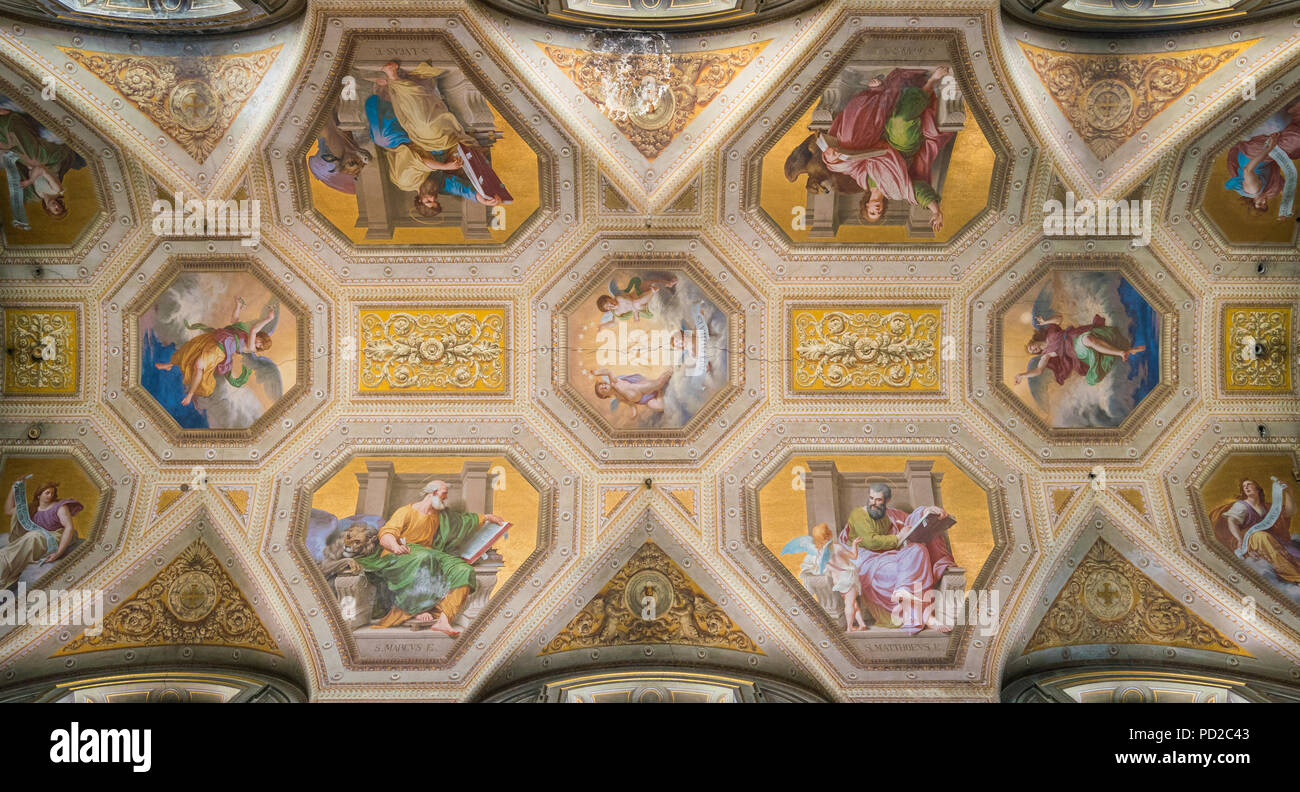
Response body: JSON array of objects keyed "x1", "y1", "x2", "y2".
[
  {"x1": 0, "y1": 105, "x2": 85, "y2": 228},
  {"x1": 355, "y1": 479, "x2": 505, "y2": 636}
]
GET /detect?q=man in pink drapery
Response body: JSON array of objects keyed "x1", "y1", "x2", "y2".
[
  {"x1": 820, "y1": 66, "x2": 956, "y2": 233},
  {"x1": 837, "y1": 482, "x2": 956, "y2": 634}
]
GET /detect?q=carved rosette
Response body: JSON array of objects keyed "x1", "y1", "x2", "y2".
[
  {"x1": 793, "y1": 309, "x2": 940, "y2": 391},
  {"x1": 541, "y1": 42, "x2": 767, "y2": 159},
  {"x1": 55, "y1": 540, "x2": 280, "y2": 656},
  {"x1": 1023, "y1": 539, "x2": 1245, "y2": 656},
  {"x1": 540, "y1": 541, "x2": 760, "y2": 654},
  {"x1": 59, "y1": 46, "x2": 281, "y2": 163},
  {"x1": 1018, "y1": 41, "x2": 1242, "y2": 159},
  {"x1": 359, "y1": 310, "x2": 505, "y2": 392},
  {"x1": 3, "y1": 309, "x2": 77, "y2": 394},
  {"x1": 1225, "y1": 306, "x2": 1291, "y2": 392}
]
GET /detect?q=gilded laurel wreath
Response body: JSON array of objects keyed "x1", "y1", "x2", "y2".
[
  {"x1": 793, "y1": 310, "x2": 940, "y2": 390},
  {"x1": 360, "y1": 311, "x2": 504, "y2": 391}
]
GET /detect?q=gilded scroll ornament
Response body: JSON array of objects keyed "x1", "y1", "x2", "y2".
[
  {"x1": 59, "y1": 45, "x2": 281, "y2": 163},
  {"x1": 358, "y1": 309, "x2": 505, "y2": 392},
  {"x1": 1225, "y1": 305, "x2": 1291, "y2": 392},
  {"x1": 1023, "y1": 539, "x2": 1246, "y2": 656},
  {"x1": 1017, "y1": 41, "x2": 1245, "y2": 159},
  {"x1": 540, "y1": 42, "x2": 768, "y2": 159},
  {"x1": 540, "y1": 541, "x2": 760, "y2": 654},
  {"x1": 55, "y1": 540, "x2": 280, "y2": 656},
  {"x1": 793, "y1": 308, "x2": 940, "y2": 391},
  {"x1": 3, "y1": 309, "x2": 77, "y2": 394}
]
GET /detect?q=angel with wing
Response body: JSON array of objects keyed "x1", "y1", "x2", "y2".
[
  {"x1": 596, "y1": 275, "x2": 677, "y2": 328},
  {"x1": 154, "y1": 296, "x2": 281, "y2": 408},
  {"x1": 782, "y1": 522, "x2": 867, "y2": 632}
]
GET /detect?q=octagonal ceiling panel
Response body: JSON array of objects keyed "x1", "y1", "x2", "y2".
[
  {"x1": 1166, "y1": 420, "x2": 1300, "y2": 629},
  {"x1": 103, "y1": 240, "x2": 330, "y2": 465},
  {"x1": 0, "y1": 56, "x2": 133, "y2": 278},
  {"x1": 723, "y1": 19, "x2": 1037, "y2": 280},
  {"x1": 717, "y1": 415, "x2": 1033, "y2": 691},
  {"x1": 535, "y1": 234, "x2": 764, "y2": 465},
  {"x1": 970, "y1": 242, "x2": 1193, "y2": 463},
  {"x1": 265, "y1": 416, "x2": 580, "y2": 693},
  {"x1": 264, "y1": 15, "x2": 579, "y2": 282},
  {"x1": 1164, "y1": 60, "x2": 1300, "y2": 278}
]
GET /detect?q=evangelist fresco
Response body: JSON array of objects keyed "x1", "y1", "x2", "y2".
[
  {"x1": 305, "y1": 38, "x2": 540, "y2": 245},
  {"x1": 760, "y1": 38, "x2": 995, "y2": 244},
  {"x1": 0, "y1": 96, "x2": 98, "y2": 247},
  {"x1": 0, "y1": 456, "x2": 100, "y2": 590},
  {"x1": 306, "y1": 457, "x2": 537, "y2": 654},
  {"x1": 139, "y1": 270, "x2": 299, "y2": 430},
  {"x1": 567, "y1": 267, "x2": 728, "y2": 430},
  {"x1": 760, "y1": 456, "x2": 994, "y2": 636},
  {"x1": 1201, "y1": 98, "x2": 1300, "y2": 245},
  {"x1": 1201, "y1": 454, "x2": 1300, "y2": 605},
  {"x1": 1001, "y1": 270, "x2": 1160, "y2": 428}
]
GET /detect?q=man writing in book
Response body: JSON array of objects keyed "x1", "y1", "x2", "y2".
[
  {"x1": 838, "y1": 482, "x2": 955, "y2": 635},
  {"x1": 355, "y1": 479, "x2": 506, "y2": 637}
]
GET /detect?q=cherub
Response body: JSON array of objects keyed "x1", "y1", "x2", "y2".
[
  {"x1": 781, "y1": 522, "x2": 867, "y2": 632},
  {"x1": 592, "y1": 368, "x2": 672, "y2": 418},
  {"x1": 596, "y1": 276, "x2": 678, "y2": 328}
]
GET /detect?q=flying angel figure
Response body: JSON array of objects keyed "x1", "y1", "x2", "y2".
[{"x1": 154, "y1": 296, "x2": 283, "y2": 408}]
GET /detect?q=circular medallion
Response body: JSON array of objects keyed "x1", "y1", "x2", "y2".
[
  {"x1": 168, "y1": 80, "x2": 219, "y2": 133},
  {"x1": 625, "y1": 569, "x2": 674, "y2": 619},
  {"x1": 166, "y1": 570, "x2": 218, "y2": 622},
  {"x1": 1083, "y1": 80, "x2": 1133, "y2": 132},
  {"x1": 1082, "y1": 569, "x2": 1134, "y2": 622},
  {"x1": 623, "y1": 80, "x2": 676, "y2": 131}
]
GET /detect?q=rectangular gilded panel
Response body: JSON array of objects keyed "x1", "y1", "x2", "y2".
[
  {"x1": 3, "y1": 308, "x2": 78, "y2": 395},
  {"x1": 1223, "y1": 304, "x2": 1291, "y2": 393},
  {"x1": 790, "y1": 306, "x2": 942, "y2": 393},
  {"x1": 358, "y1": 307, "x2": 507, "y2": 394}
]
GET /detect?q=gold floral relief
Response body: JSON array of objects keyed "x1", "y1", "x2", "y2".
[
  {"x1": 1023, "y1": 539, "x2": 1247, "y2": 656},
  {"x1": 1224, "y1": 305, "x2": 1292, "y2": 392},
  {"x1": 540, "y1": 541, "x2": 760, "y2": 655},
  {"x1": 791, "y1": 307, "x2": 941, "y2": 392},
  {"x1": 358, "y1": 308, "x2": 506, "y2": 393},
  {"x1": 1017, "y1": 41, "x2": 1249, "y2": 159},
  {"x1": 58, "y1": 45, "x2": 281, "y2": 163},
  {"x1": 3, "y1": 308, "x2": 77, "y2": 395},
  {"x1": 55, "y1": 540, "x2": 280, "y2": 656},
  {"x1": 540, "y1": 42, "x2": 768, "y2": 159}
]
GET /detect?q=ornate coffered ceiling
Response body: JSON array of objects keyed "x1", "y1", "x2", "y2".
[{"x1": 0, "y1": 0, "x2": 1296, "y2": 703}]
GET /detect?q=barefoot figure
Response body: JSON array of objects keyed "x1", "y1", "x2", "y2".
[
  {"x1": 593, "y1": 368, "x2": 672, "y2": 418},
  {"x1": 781, "y1": 522, "x2": 868, "y2": 633},
  {"x1": 354, "y1": 479, "x2": 507, "y2": 637},
  {"x1": 153, "y1": 297, "x2": 277, "y2": 407},
  {"x1": 1014, "y1": 313, "x2": 1146, "y2": 388}
]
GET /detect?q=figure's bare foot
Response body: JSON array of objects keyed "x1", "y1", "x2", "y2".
[
  {"x1": 926, "y1": 616, "x2": 954, "y2": 633},
  {"x1": 154, "y1": 363, "x2": 172, "y2": 370},
  {"x1": 428, "y1": 612, "x2": 460, "y2": 637},
  {"x1": 180, "y1": 394, "x2": 194, "y2": 406},
  {"x1": 1122, "y1": 345, "x2": 1147, "y2": 361},
  {"x1": 412, "y1": 611, "x2": 436, "y2": 623}
]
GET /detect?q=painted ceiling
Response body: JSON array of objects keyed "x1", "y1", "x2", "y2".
[{"x1": 0, "y1": 0, "x2": 1297, "y2": 702}]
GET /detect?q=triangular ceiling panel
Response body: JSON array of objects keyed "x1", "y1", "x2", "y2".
[
  {"x1": 58, "y1": 45, "x2": 281, "y2": 164},
  {"x1": 54, "y1": 538, "x2": 281, "y2": 657},
  {"x1": 540, "y1": 539, "x2": 759, "y2": 654}
]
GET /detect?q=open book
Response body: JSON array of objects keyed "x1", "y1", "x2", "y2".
[
  {"x1": 460, "y1": 520, "x2": 511, "y2": 564},
  {"x1": 456, "y1": 144, "x2": 514, "y2": 204},
  {"x1": 815, "y1": 133, "x2": 890, "y2": 162},
  {"x1": 903, "y1": 511, "x2": 956, "y2": 545}
]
